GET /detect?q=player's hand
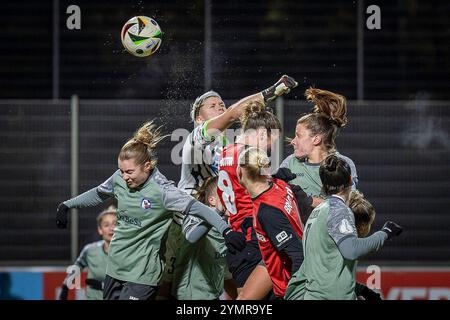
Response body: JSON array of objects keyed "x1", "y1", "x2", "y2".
[
  {"x1": 223, "y1": 228, "x2": 246, "y2": 253},
  {"x1": 272, "y1": 167, "x2": 297, "y2": 182},
  {"x1": 355, "y1": 283, "x2": 382, "y2": 300},
  {"x1": 381, "y1": 221, "x2": 403, "y2": 240},
  {"x1": 59, "y1": 284, "x2": 69, "y2": 300},
  {"x1": 56, "y1": 203, "x2": 69, "y2": 229},
  {"x1": 289, "y1": 184, "x2": 313, "y2": 225},
  {"x1": 261, "y1": 75, "x2": 298, "y2": 103}
]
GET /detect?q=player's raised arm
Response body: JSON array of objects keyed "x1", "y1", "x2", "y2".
[{"x1": 200, "y1": 75, "x2": 298, "y2": 138}]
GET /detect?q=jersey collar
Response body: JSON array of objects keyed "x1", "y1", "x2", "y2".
[
  {"x1": 251, "y1": 181, "x2": 274, "y2": 201},
  {"x1": 331, "y1": 194, "x2": 346, "y2": 204}
]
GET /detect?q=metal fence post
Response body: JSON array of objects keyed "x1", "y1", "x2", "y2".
[
  {"x1": 52, "y1": 0, "x2": 60, "y2": 100},
  {"x1": 357, "y1": 0, "x2": 364, "y2": 101},
  {"x1": 276, "y1": 97, "x2": 284, "y2": 166},
  {"x1": 70, "y1": 95, "x2": 79, "y2": 261},
  {"x1": 204, "y1": 0, "x2": 212, "y2": 91}
]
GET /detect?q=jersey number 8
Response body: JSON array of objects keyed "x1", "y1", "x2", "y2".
[{"x1": 218, "y1": 170, "x2": 237, "y2": 215}]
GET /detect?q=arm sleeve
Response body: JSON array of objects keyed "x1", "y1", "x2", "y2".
[
  {"x1": 186, "y1": 202, "x2": 229, "y2": 235},
  {"x1": 63, "y1": 171, "x2": 117, "y2": 209},
  {"x1": 258, "y1": 204, "x2": 304, "y2": 273},
  {"x1": 326, "y1": 201, "x2": 359, "y2": 245},
  {"x1": 182, "y1": 215, "x2": 212, "y2": 243},
  {"x1": 159, "y1": 176, "x2": 229, "y2": 234},
  {"x1": 337, "y1": 232, "x2": 387, "y2": 260},
  {"x1": 326, "y1": 200, "x2": 387, "y2": 260}
]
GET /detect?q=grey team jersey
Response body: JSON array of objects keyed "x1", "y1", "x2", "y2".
[
  {"x1": 280, "y1": 152, "x2": 358, "y2": 198},
  {"x1": 64, "y1": 240, "x2": 108, "y2": 300},
  {"x1": 168, "y1": 216, "x2": 231, "y2": 300},
  {"x1": 285, "y1": 196, "x2": 358, "y2": 300},
  {"x1": 178, "y1": 120, "x2": 226, "y2": 194},
  {"x1": 64, "y1": 167, "x2": 229, "y2": 286}
]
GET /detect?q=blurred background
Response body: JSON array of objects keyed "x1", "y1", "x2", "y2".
[{"x1": 0, "y1": 0, "x2": 449, "y2": 299}]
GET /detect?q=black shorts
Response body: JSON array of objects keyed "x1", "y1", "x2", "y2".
[
  {"x1": 226, "y1": 240, "x2": 262, "y2": 287},
  {"x1": 103, "y1": 275, "x2": 158, "y2": 300}
]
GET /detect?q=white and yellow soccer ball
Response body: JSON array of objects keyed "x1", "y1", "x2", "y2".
[{"x1": 121, "y1": 16, "x2": 162, "y2": 57}]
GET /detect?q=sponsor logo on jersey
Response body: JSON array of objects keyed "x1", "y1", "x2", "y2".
[
  {"x1": 276, "y1": 230, "x2": 289, "y2": 244},
  {"x1": 141, "y1": 198, "x2": 152, "y2": 210},
  {"x1": 339, "y1": 219, "x2": 354, "y2": 234},
  {"x1": 117, "y1": 212, "x2": 142, "y2": 228}
]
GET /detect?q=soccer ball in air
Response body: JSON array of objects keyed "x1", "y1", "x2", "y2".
[{"x1": 121, "y1": 16, "x2": 162, "y2": 57}]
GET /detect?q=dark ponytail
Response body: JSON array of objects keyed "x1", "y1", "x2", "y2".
[{"x1": 319, "y1": 155, "x2": 352, "y2": 195}]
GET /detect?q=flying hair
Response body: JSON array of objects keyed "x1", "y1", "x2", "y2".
[
  {"x1": 119, "y1": 121, "x2": 169, "y2": 169},
  {"x1": 305, "y1": 87, "x2": 347, "y2": 127},
  {"x1": 296, "y1": 87, "x2": 348, "y2": 153}
]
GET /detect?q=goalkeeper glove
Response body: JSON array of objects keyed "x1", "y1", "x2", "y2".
[{"x1": 261, "y1": 75, "x2": 298, "y2": 103}]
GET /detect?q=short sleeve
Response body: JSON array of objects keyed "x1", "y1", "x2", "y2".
[
  {"x1": 192, "y1": 120, "x2": 215, "y2": 146},
  {"x1": 326, "y1": 200, "x2": 358, "y2": 245}
]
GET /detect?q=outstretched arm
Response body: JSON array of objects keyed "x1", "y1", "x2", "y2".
[
  {"x1": 158, "y1": 174, "x2": 246, "y2": 252},
  {"x1": 205, "y1": 75, "x2": 298, "y2": 137},
  {"x1": 182, "y1": 214, "x2": 212, "y2": 243},
  {"x1": 56, "y1": 171, "x2": 118, "y2": 228},
  {"x1": 337, "y1": 232, "x2": 387, "y2": 260}
]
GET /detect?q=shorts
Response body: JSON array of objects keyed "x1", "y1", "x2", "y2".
[
  {"x1": 226, "y1": 240, "x2": 262, "y2": 287},
  {"x1": 103, "y1": 275, "x2": 158, "y2": 300}
]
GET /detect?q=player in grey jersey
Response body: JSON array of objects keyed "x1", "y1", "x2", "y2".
[{"x1": 56, "y1": 121, "x2": 246, "y2": 300}]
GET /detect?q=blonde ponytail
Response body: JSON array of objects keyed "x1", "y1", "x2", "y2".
[
  {"x1": 238, "y1": 147, "x2": 270, "y2": 182},
  {"x1": 119, "y1": 120, "x2": 169, "y2": 169}
]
